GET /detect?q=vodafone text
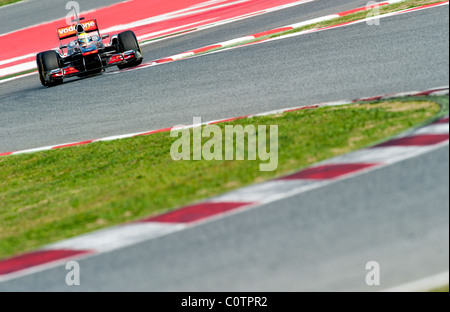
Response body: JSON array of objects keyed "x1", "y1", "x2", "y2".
[{"x1": 58, "y1": 21, "x2": 96, "y2": 36}]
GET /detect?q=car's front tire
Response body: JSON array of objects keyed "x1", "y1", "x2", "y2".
[
  {"x1": 117, "y1": 30, "x2": 143, "y2": 69},
  {"x1": 36, "y1": 50, "x2": 63, "y2": 87}
]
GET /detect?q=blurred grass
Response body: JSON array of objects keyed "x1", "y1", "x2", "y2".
[
  {"x1": 0, "y1": 0, "x2": 22, "y2": 7},
  {"x1": 0, "y1": 69, "x2": 37, "y2": 81},
  {"x1": 0, "y1": 97, "x2": 444, "y2": 260},
  {"x1": 430, "y1": 284, "x2": 449, "y2": 292}
]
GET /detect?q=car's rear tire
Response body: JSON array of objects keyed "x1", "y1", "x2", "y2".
[
  {"x1": 117, "y1": 30, "x2": 143, "y2": 69},
  {"x1": 36, "y1": 51, "x2": 63, "y2": 87}
]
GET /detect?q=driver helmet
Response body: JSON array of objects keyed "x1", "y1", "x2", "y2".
[{"x1": 78, "y1": 32, "x2": 91, "y2": 45}]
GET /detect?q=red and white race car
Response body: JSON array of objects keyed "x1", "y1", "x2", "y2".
[{"x1": 36, "y1": 15, "x2": 143, "y2": 87}]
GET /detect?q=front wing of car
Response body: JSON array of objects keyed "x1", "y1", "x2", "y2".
[{"x1": 49, "y1": 50, "x2": 142, "y2": 79}]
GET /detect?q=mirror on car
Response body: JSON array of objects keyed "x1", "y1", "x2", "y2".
[
  {"x1": 102, "y1": 34, "x2": 110, "y2": 39},
  {"x1": 59, "y1": 45, "x2": 68, "y2": 49}
]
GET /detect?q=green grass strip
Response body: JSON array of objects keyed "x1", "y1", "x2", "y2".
[
  {"x1": 140, "y1": 28, "x2": 198, "y2": 44},
  {"x1": 0, "y1": 96, "x2": 445, "y2": 259},
  {"x1": 0, "y1": 69, "x2": 37, "y2": 81},
  {"x1": 430, "y1": 284, "x2": 450, "y2": 292},
  {"x1": 0, "y1": 0, "x2": 22, "y2": 7}
]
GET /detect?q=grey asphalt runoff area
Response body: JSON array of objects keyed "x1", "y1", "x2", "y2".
[{"x1": 0, "y1": 1, "x2": 448, "y2": 291}]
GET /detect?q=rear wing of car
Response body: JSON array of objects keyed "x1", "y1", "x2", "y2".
[{"x1": 57, "y1": 19, "x2": 100, "y2": 40}]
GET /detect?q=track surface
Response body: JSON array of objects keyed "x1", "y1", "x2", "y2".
[
  {"x1": 0, "y1": 2, "x2": 448, "y2": 291},
  {"x1": 0, "y1": 0, "x2": 403, "y2": 154}
]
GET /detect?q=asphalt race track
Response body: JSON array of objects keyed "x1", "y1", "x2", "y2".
[{"x1": 0, "y1": 0, "x2": 448, "y2": 291}]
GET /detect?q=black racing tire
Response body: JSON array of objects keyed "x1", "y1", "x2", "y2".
[
  {"x1": 117, "y1": 30, "x2": 143, "y2": 69},
  {"x1": 36, "y1": 50, "x2": 63, "y2": 87},
  {"x1": 36, "y1": 53, "x2": 47, "y2": 86},
  {"x1": 117, "y1": 30, "x2": 140, "y2": 53}
]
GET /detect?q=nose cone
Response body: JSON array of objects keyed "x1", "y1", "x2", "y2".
[{"x1": 81, "y1": 43, "x2": 98, "y2": 56}]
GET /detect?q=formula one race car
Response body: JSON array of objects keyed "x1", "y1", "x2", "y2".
[{"x1": 36, "y1": 15, "x2": 143, "y2": 87}]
